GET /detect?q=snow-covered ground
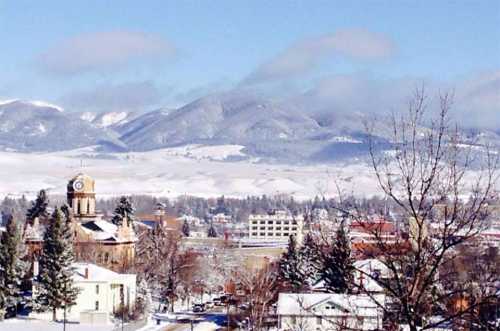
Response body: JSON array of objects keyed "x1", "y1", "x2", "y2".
[
  {"x1": 0, "y1": 318, "x2": 113, "y2": 331},
  {"x1": 0, "y1": 146, "x2": 382, "y2": 199}
]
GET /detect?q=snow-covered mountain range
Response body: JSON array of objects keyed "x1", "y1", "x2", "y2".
[{"x1": 0, "y1": 93, "x2": 496, "y2": 163}]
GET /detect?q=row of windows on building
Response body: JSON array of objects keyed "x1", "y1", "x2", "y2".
[
  {"x1": 250, "y1": 232, "x2": 291, "y2": 237},
  {"x1": 250, "y1": 226, "x2": 298, "y2": 231},
  {"x1": 250, "y1": 220, "x2": 299, "y2": 225},
  {"x1": 288, "y1": 315, "x2": 366, "y2": 327}
]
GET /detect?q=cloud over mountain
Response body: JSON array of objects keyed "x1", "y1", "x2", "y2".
[
  {"x1": 38, "y1": 30, "x2": 176, "y2": 76},
  {"x1": 60, "y1": 81, "x2": 163, "y2": 112},
  {"x1": 243, "y1": 29, "x2": 395, "y2": 85}
]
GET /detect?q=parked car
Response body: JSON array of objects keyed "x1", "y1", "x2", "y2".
[
  {"x1": 204, "y1": 301, "x2": 214, "y2": 309},
  {"x1": 238, "y1": 303, "x2": 249, "y2": 311},
  {"x1": 213, "y1": 297, "x2": 222, "y2": 306},
  {"x1": 192, "y1": 303, "x2": 206, "y2": 313}
]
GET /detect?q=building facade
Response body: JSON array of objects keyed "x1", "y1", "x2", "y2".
[
  {"x1": 33, "y1": 262, "x2": 137, "y2": 324},
  {"x1": 248, "y1": 210, "x2": 304, "y2": 242}
]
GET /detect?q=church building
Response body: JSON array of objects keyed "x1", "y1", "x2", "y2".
[{"x1": 25, "y1": 173, "x2": 137, "y2": 272}]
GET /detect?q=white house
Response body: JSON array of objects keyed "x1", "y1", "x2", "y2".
[
  {"x1": 71, "y1": 263, "x2": 136, "y2": 323},
  {"x1": 277, "y1": 293, "x2": 385, "y2": 331}
]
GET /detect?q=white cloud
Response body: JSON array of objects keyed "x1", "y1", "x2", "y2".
[
  {"x1": 60, "y1": 81, "x2": 163, "y2": 112},
  {"x1": 38, "y1": 30, "x2": 176, "y2": 76},
  {"x1": 454, "y1": 70, "x2": 500, "y2": 129},
  {"x1": 290, "y1": 70, "x2": 500, "y2": 129},
  {"x1": 243, "y1": 28, "x2": 395, "y2": 85}
]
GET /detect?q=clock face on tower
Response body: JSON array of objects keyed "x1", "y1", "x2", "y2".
[{"x1": 73, "y1": 180, "x2": 84, "y2": 192}]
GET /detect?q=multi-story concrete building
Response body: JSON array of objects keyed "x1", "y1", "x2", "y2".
[{"x1": 248, "y1": 210, "x2": 304, "y2": 242}]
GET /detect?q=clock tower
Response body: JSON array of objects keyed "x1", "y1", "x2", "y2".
[{"x1": 67, "y1": 173, "x2": 96, "y2": 220}]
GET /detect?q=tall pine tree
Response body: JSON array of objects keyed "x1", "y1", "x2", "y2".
[
  {"x1": 111, "y1": 196, "x2": 135, "y2": 226},
  {"x1": 26, "y1": 189, "x2": 49, "y2": 222},
  {"x1": 207, "y1": 223, "x2": 217, "y2": 238},
  {"x1": 0, "y1": 216, "x2": 26, "y2": 318},
  {"x1": 319, "y1": 222, "x2": 354, "y2": 293},
  {"x1": 35, "y1": 208, "x2": 79, "y2": 321},
  {"x1": 278, "y1": 235, "x2": 307, "y2": 292},
  {"x1": 181, "y1": 219, "x2": 190, "y2": 237},
  {"x1": 298, "y1": 232, "x2": 322, "y2": 288}
]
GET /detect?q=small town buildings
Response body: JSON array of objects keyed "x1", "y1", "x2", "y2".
[
  {"x1": 277, "y1": 293, "x2": 385, "y2": 331},
  {"x1": 71, "y1": 263, "x2": 136, "y2": 324},
  {"x1": 248, "y1": 210, "x2": 304, "y2": 242},
  {"x1": 211, "y1": 212, "x2": 232, "y2": 224}
]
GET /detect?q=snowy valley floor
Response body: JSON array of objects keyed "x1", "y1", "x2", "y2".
[{"x1": 0, "y1": 145, "x2": 381, "y2": 199}]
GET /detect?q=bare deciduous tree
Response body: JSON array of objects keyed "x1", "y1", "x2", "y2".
[
  {"x1": 136, "y1": 226, "x2": 196, "y2": 312},
  {"x1": 237, "y1": 263, "x2": 279, "y2": 330},
  {"x1": 332, "y1": 87, "x2": 500, "y2": 330}
]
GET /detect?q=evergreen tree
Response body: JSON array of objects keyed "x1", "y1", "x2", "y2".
[
  {"x1": 181, "y1": 220, "x2": 190, "y2": 237},
  {"x1": 278, "y1": 235, "x2": 307, "y2": 292},
  {"x1": 0, "y1": 216, "x2": 26, "y2": 318},
  {"x1": 35, "y1": 208, "x2": 79, "y2": 321},
  {"x1": 298, "y1": 232, "x2": 322, "y2": 287},
  {"x1": 319, "y1": 222, "x2": 354, "y2": 293},
  {"x1": 111, "y1": 196, "x2": 135, "y2": 226},
  {"x1": 207, "y1": 223, "x2": 217, "y2": 238},
  {"x1": 26, "y1": 189, "x2": 49, "y2": 222}
]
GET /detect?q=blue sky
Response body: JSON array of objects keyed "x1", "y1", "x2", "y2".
[{"x1": 0, "y1": 1, "x2": 498, "y2": 120}]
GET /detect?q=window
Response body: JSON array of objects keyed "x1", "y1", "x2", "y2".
[
  {"x1": 252, "y1": 226, "x2": 257, "y2": 230},
  {"x1": 291, "y1": 316, "x2": 296, "y2": 325},
  {"x1": 267, "y1": 220, "x2": 273, "y2": 224},
  {"x1": 260, "y1": 227, "x2": 266, "y2": 230},
  {"x1": 252, "y1": 220, "x2": 258, "y2": 225},
  {"x1": 316, "y1": 316, "x2": 322, "y2": 325},
  {"x1": 284, "y1": 227, "x2": 290, "y2": 231},
  {"x1": 260, "y1": 221, "x2": 266, "y2": 224},
  {"x1": 276, "y1": 227, "x2": 282, "y2": 231},
  {"x1": 267, "y1": 233, "x2": 273, "y2": 236},
  {"x1": 96, "y1": 285, "x2": 99, "y2": 294},
  {"x1": 251, "y1": 232, "x2": 257, "y2": 236},
  {"x1": 283, "y1": 233, "x2": 289, "y2": 236},
  {"x1": 276, "y1": 221, "x2": 282, "y2": 225},
  {"x1": 284, "y1": 220, "x2": 290, "y2": 225},
  {"x1": 95, "y1": 301, "x2": 99, "y2": 311}
]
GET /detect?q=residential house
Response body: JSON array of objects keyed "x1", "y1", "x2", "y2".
[{"x1": 277, "y1": 293, "x2": 385, "y2": 331}]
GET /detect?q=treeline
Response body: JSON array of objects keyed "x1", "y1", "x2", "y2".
[{"x1": 1, "y1": 193, "x2": 398, "y2": 225}]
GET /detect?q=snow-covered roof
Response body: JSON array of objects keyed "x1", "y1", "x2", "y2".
[
  {"x1": 354, "y1": 258, "x2": 391, "y2": 278},
  {"x1": 24, "y1": 222, "x2": 45, "y2": 241},
  {"x1": 72, "y1": 262, "x2": 135, "y2": 283},
  {"x1": 277, "y1": 293, "x2": 385, "y2": 318},
  {"x1": 312, "y1": 277, "x2": 384, "y2": 293},
  {"x1": 80, "y1": 220, "x2": 118, "y2": 241}
]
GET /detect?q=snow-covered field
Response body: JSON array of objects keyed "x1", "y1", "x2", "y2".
[{"x1": 0, "y1": 145, "x2": 382, "y2": 199}]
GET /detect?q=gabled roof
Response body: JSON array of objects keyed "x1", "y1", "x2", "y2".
[
  {"x1": 277, "y1": 293, "x2": 385, "y2": 317},
  {"x1": 72, "y1": 262, "x2": 135, "y2": 282}
]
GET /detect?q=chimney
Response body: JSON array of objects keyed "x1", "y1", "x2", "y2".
[{"x1": 84, "y1": 267, "x2": 89, "y2": 279}]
